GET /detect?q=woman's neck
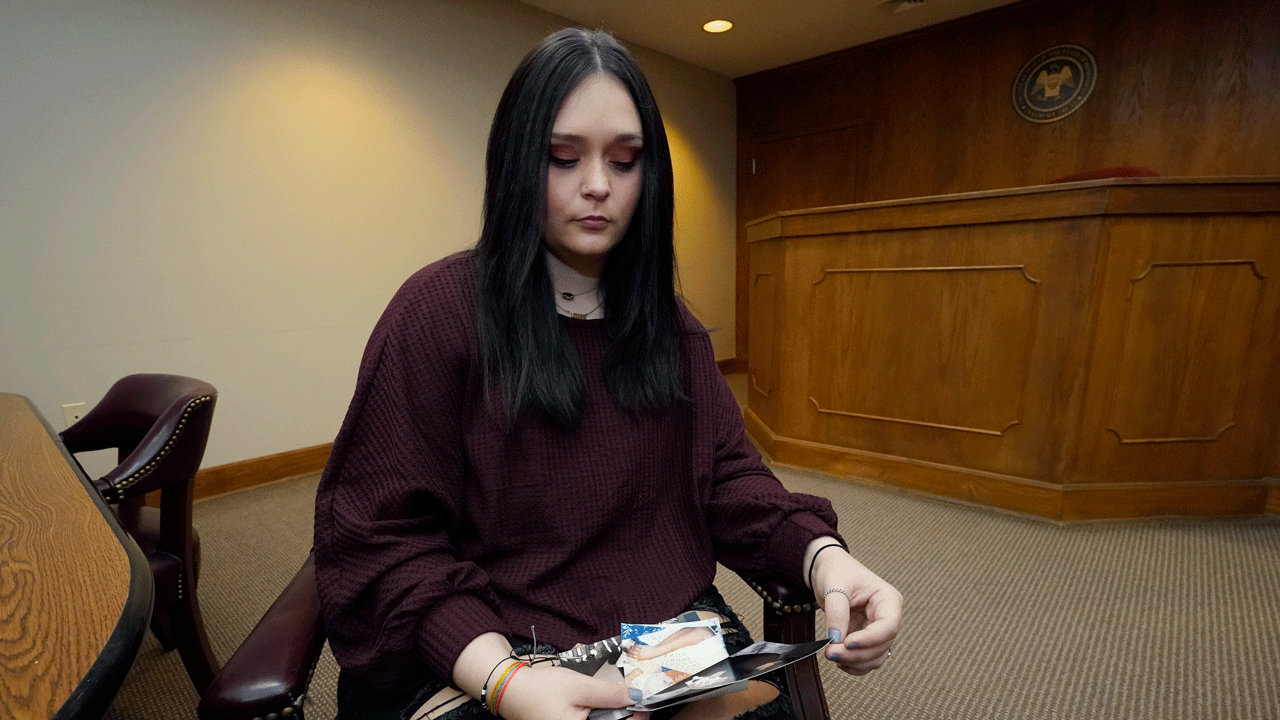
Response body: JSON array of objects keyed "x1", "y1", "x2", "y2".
[{"x1": 545, "y1": 249, "x2": 605, "y2": 319}]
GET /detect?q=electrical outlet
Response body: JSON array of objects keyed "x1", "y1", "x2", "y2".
[{"x1": 62, "y1": 402, "x2": 87, "y2": 428}]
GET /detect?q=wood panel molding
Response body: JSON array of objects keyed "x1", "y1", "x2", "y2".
[
  {"x1": 745, "y1": 406, "x2": 1066, "y2": 520},
  {"x1": 807, "y1": 261, "x2": 1041, "y2": 440},
  {"x1": 807, "y1": 397, "x2": 1020, "y2": 437},
  {"x1": 1072, "y1": 213, "x2": 1280, "y2": 485},
  {"x1": 1103, "y1": 259, "x2": 1264, "y2": 444},
  {"x1": 746, "y1": 178, "x2": 1280, "y2": 242},
  {"x1": 815, "y1": 264, "x2": 1041, "y2": 283},
  {"x1": 193, "y1": 443, "x2": 331, "y2": 502},
  {"x1": 748, "y1": 407, "x2": 1274, "y2": 522},
  {"x1": 749, "y1": 270, "x2": 777, "y2": 398}
]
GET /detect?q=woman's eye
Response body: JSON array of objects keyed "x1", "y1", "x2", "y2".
[
  {"x1": 610, "y1": 149, "x2": 641, "y2": 172},
  {"x1": 549, "y1": 155, "x2": 578, "y2": 168}
]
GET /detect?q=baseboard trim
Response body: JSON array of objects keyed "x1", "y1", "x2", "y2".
[
  {"x1": 194, "y1": 443, "x2": 331, "y2": 501},
  {"x1": 717, "y1": 357, "x2": 747, "y2": 375},
  {"x1": 744, "y1": 409, "x2": 1273, "y2": 522},
  {"x1": 1060, "y1": 479, "x2": 1269, "y2": 521}
]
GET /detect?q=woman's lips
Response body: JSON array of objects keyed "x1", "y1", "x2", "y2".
[{"x1": 574, "y1": 216, "x2": 609, "y2": 231}]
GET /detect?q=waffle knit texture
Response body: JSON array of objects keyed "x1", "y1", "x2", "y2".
[{"x1": 314, "y1": 251, "x2": 842, "y2": 692}]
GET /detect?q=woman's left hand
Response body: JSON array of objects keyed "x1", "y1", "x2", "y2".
[{"x1": 809, "y1": 545, "x2": 902, "y2": 676}]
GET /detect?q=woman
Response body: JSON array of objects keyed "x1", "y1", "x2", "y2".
[{"x1": 314, "y1": 28, "x2": 901, "y2": 720}]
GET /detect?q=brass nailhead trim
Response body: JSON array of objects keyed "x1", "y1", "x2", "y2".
[
  {"x1": 259, "y1": 701, "x2": 300, "y2": 718},
  {"x1": 749, "y1": 581, "x2": 815, "y2": 613},
  {"x1": 108, "y1": 395, "x2": 213, "y2": 497}
]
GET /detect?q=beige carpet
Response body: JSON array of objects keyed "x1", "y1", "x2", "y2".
[{"x1": 105, "y1": 467, "x2": 1280, "y2": 720}]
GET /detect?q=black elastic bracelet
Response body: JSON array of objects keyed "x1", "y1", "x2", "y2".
[{"x1": 807, "y1": 543, "x2": 845, "y2": 593}]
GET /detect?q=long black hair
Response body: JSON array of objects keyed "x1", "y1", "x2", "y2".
[{"x1": 475, "y1": 28, "x2": 683, "y2": 425}]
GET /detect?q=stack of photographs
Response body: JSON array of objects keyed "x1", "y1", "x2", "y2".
[{"x1": 562, "y1": 612, "x2": 830, "y2": 720}]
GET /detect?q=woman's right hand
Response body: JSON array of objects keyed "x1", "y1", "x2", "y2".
[{"x1": 496, "y1": 664, "x2": 647, "y2": 720}]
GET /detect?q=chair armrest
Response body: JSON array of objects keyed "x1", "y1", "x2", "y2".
[
  {"x1": 197, "y1": 554, "x2": 326, "y2": 720},
  {"x1": 740, "y1": 573, "x2": 819, "y2": 645},
  {"x1": 743, "y1": 574, "x2": 818, "y2": 616},
  {"x1": 61, "y1": 384, "x2": 216, "y2": 502},
  {"x1": 740, "y1": 572, "x2": 831, "y2": 720}
]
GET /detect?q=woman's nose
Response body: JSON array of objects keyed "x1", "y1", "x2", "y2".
[{"x1": 581, "y1": 159, "x2": 611, "y2": 200}]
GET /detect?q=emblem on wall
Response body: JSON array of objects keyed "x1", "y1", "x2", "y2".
[{"x1": 1012, "y1": 44, "x2": 1097, "y2": 123}]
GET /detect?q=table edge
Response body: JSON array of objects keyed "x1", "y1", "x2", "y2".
[{"x1": 15, "y1": 396, "x2": 156, "y2": 720}]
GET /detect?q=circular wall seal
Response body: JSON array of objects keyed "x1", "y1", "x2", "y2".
[{"x1": 1012, "y1": 44, "x2": 1097, "y2": 123}]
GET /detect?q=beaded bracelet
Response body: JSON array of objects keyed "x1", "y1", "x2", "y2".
[
  {"x1": 806, "y1": 543, "x2": 845, "y2": 592},
  {"x1": 481, "y1": 658, "x2": 521, "y2": 713},
  {"x1": 491, "y1": 661, "x2": 529, "y2": 716},
  {"x1": 488, "y1": 660, "x2": 525, "y2": 712}
]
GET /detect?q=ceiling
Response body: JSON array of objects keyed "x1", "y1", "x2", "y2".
[{"x1": 517, "y1": 0, "x2": 1025, "y2": 78}]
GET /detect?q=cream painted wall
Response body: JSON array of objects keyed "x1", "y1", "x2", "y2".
[
  {"x1": 635, "y1": 47, "x2": 738, "y2": 346},
  {"x1": 0, "y1": 0, "x2": 736, "y2": 471}
]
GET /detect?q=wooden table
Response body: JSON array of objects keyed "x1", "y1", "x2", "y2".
[{"x1": 0, "y1": 393, "x2": 153, "y2": 720}]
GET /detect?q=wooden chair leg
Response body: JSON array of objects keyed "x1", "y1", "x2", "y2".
[
  {"x1": 762, "y1": 595, "x2": 831, "y2": 720},
  {"x1": 168, "y1": 573, "x2": 220, "y2": 692},
  {"x1": 785, "y1": 657, "x2": 831, "y2": 720},
  {"x1": 150, "y1": 611, "x2": 177, "y2": 650}
]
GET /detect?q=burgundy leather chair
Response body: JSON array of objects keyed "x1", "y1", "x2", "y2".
[
  {"x1": 62, "y1": 373, "x2": 221, "y2": 692},
  {"x1": 198, "y1": 553, "x2": 325, "y2": 720},
  {"x1": 197, "y1": 559, "x2": 830, "y2": 720}
]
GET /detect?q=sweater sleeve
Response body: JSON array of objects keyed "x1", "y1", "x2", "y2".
[
  {"x1": 313, "y1": 262, "x2": 506, "y2": 691},
  {"x1": 691, "y1": 333, "x2": 846, "y2": 590}
]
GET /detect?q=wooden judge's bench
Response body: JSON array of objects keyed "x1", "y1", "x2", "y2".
[{"x1": 744, "y1": 177, "x2": 1280, "y2": 521}]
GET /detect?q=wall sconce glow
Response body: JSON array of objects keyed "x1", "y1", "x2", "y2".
[{"x1": 702, "y1": 20, "x2": 733, "y2": 33}]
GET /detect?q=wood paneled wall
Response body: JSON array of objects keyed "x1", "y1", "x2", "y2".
[
  {"x1": 735, "y1": 0, "x2": 1280, "y2": 358},
  {"x1": 744, "y1": 179, "x2": 1280, "y2": 520}
]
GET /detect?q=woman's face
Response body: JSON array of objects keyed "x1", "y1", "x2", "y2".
[{"x1": 541, "y1": 73, "x2": 643, "y2": 279}]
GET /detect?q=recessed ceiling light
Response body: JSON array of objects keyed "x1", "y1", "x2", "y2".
[{"x1": 702, "y1": 19, "x2": 733, "y2": 33}]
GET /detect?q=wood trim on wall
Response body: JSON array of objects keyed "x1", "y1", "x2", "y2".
[
  {"x1": 1061, "y1": 481, "x2": 1270, "y2": 521},
  {"x1": 717, "y1": 357, "x2": 747, "y2": 375},
  {"x1": 193, "y1": 443, "x2": 331, "y2": 502},
  {"x1": 745, "y1": 408, "x2": 1274, "y2": 522},
  {"x1": 745, "y1": 407, "x2": 1067, "y2": 520}
]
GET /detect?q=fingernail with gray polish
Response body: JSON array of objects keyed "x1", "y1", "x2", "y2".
[
  {"x1": 828, "y1": 629, "x2": 843, "y2": 644},
  {"x1": 845, "y1": 641, "x2": 860, "y2": 649}
]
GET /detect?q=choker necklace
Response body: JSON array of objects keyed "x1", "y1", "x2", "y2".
[
  {"x1": 559, "y1": 287, "x2": 596, "y2": 301},
  {"x1": 556, "y1": 297, "x2": 604, "y2": 319}
]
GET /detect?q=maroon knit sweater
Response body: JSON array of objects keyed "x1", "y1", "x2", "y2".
[{"x1": 314, "y1": 252, "x2": 842, "y2": 692}]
